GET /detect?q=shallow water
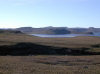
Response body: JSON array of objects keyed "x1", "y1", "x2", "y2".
[{"x1": 31, "y1": 33, "x2": 100, "y2": 38}]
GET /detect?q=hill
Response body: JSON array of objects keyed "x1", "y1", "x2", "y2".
[
  {"x1": 0, "y1": 29, "x2": 22, "y2": 34},
  {"x1": 16, "y1": 27, "x2": 96, "y2": 34},
  {"x1": 17, "y1": 27, "x2": 71, "y2": 34}
]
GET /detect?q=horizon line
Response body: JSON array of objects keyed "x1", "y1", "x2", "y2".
[{"x1": 0, "y1": 26, "x2": 99, "y2": 29}]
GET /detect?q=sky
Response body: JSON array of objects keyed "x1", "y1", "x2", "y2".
[{"x1": 0, "y1": 0, "x2": 100, "y2": 28}]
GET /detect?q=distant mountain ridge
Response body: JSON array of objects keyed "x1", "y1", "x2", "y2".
[
  {"x1": 16, "y1": 27, "x2": 100, "y2": 34},
  {"x1": 16, "y1": 27, "x2": 71, "y2": 34},
  {"x1": 1, "y1": 27, "x2": 100, "y2": 34}
]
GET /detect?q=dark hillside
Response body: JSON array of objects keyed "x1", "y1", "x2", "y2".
[{"x1": 0, "y1": 42, "x2": 100, "y2": 55}]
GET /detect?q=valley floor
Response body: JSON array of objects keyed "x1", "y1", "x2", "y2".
[{"x1": 0, "y1": 56, "x2": 100, "y2": 74}]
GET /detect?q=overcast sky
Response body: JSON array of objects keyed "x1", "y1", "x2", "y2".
[{"x1": 0, "y1": 0, "x2": 100, "y2": 28}]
